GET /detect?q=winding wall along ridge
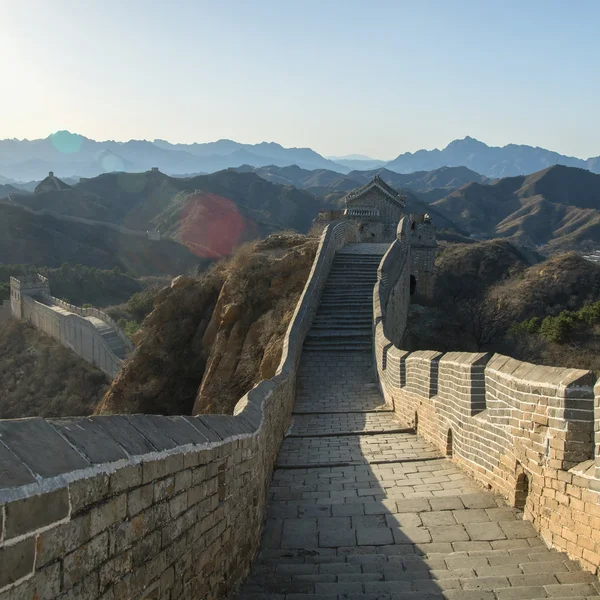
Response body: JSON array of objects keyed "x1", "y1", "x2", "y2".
[
  {"x1": 374, "y1": 217, "x2": 600, "y2": 575},
  {"x1": 0, "y1": 221, "x2": 359, "y2": 600}
]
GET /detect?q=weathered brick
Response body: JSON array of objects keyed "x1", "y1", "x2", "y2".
[
  {"x1": 69, "y1": 473, "x2": 110, "y2": 514},
  {"x1": 127, "y1": 484, "x2": 154, "y2": 517},
  {"x1": 109, "y1": 464, "x2": 142, "y2": 494},
  {"x1": 63, "y1": 532, "x2": 109, "y2": 589},
  {"x1": 0, "y1": 538, "x2": 35, "y2": 588},
  {"x1": 89, "y1": 494, "x2": 127, "y2": 537},
  {"x1": 36, "y1": 513, "x2": 91, "y2": 567},
  {"x1": 4, "y1": 488, "x2": 69, "y2": 539}
]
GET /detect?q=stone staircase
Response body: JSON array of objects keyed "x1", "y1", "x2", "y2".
[
  {"x1": 238, "y1": 243, "x2": 600, "y2": 600},
  {"x1": 304, "y1": 249, "x2": 385, "y2": 352},
  {"x1": 85, "y1": 316, "x2": 129, "y2": 359}
]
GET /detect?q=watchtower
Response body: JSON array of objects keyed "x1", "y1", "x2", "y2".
[
  {"x1": 409, "y1": 214, "x2": 437, "y2": 299},
  {"x1": 341, "y1": 175, "x2": 407, "y2": 242},
  {"x1": 10, "y1": 274, "x2": 50, "y2": 319}
]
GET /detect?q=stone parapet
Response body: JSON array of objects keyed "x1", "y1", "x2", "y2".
[
  {"x1": 373, "y1": 223, "x2": 600, "y2": 574},
  {"x1": 374, "y1": 307, "x2": 600, "y2": 575},
  {"x1": 0, "y1": 220, "x2": 360, "y2": 599}
]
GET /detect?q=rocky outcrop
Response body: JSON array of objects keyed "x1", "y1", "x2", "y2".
[{"x1": 95, "y1": 234, "x2": 317, "y2": 416}]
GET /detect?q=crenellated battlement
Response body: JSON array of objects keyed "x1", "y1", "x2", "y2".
[{"x1": 374, "y1": 231, "x2": 600, "y2": 574}]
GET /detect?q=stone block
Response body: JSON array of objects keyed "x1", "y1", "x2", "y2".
[
  {"x1": 128, "y1": 484, "x2": 154, "y2": 517},
  {"x1": 110, "y1": 464, "x2": 143, "y2": 494},
  {"x1": 0, "y1": 561, "x2": 61, "y2": 599},
  {"x1": 0, "y1": 538, "x2": 35, "y2": 588},
  {"x1": 63, "y1": 532, "x2": 109, "y2": 589},
  {"x1": 4, "y1": 488, "x2": 69, "y2": 539},
  {"x1": 197, "y1": 415, "x2": 251, "y2": 440},
  {"x1": 0, "y1": 418, "x2": 89, "y2": 480},
  {"x1": 49, "y1": 418, "x2": 128, "y2": 464},
  {"x1": 181, "y1": 417, "x2": 221, "y2": 443},
  {"x1": 0, "y1": 440, "x2": 35, "y2": 491},
  {"x1": 36, "y1": 513, "x2": 91, "y2": 567},
  {"x1": 142, "y1": 454, "x2": 183, "y2": 485},
  {"x1": 126, "y1": 415, "x2": 178, "y2": 451},
  {"x1": 57, "y1": 572, "x2": 99, "y2": 600},
  {"x1": 91, "y1": 416, "x2": 157, "y2": 456},
  {"x1": 90, "y1": 494, "x2": 127, "y2": 536},
  {"x1": 146, "y1": 415, "x2": 215, "y2": 446},
  {"x1": 69, "y1": 473, "x2": 110, "y2": 514}
]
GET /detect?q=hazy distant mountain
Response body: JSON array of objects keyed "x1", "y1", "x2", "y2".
[
  {"x1": 327, "y1": 154, "x2": 387, "y2": 170},
  {"x1": 0, "y1": 132, "x2": 349, "y2": 181},
  {"x1": 386, "y1": 136, "x2": 600, "y2": 178},
  {"x1": 242, "y1": 164, "x2": 488, "y2": 203},
  {"x1": 3, "y1": 132, "x2": 599, "y2": 181},
  {"x1": 432, "y1": 165, "x2": 600, "y2": 251}
]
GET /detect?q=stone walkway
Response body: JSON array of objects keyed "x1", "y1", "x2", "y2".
[{"x1": 239, "y1": 248, "x2": 600, "y2": 600}]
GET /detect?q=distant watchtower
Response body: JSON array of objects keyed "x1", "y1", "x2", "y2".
[
  {"x1": 10, "y1": 274, "x2": 50, "y2": 319},
  {"x1": 409, "y1": 214, "x2": 437, "y2": 299},
  {"x1": 342, "y1": 175, "x2": 407, "y2": 242}
]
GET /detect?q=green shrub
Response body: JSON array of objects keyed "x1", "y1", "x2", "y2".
[
  {"x1": 539, "y1": 312, "x2": 576, "y2": 344},
  {"x1": 118, "y1": 318, "x2": 139, "y2": 340}
]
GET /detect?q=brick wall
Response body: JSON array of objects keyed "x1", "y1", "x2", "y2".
[
  {"x1": 21, "y1": 294, "x2": 123, "y2": 379},
  {"x1": 374, "y1": 237, "x2": 600, "y2": 575},
  {"x1": 0, "y1": 220, "x2": 360, "y2": 600}
]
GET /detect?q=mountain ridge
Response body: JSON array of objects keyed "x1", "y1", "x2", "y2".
[{"x1": 1, "y1": 132, "x2": 599, "y2": 181}]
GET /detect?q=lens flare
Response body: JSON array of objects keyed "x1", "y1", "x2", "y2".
[
  {"x1": 49, "y1": 130, "x2": 83, "y2": 154},
  {"x1": 179, "y1": 192, "x2": 251, "y2": 258}
]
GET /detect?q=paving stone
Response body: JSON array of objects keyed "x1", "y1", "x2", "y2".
[
  {"x1": 356, "y1": 527, "x2": 394, "y2": 546},
  {"x1": 319, "y1": 528, "x2": 356, "y2": 547},
  {"x1": 239, "y1": 250, "x2": 599, "y2": 600},
  {"x1": 465, "y1": 522, "x2": 507, "y2": 541}
]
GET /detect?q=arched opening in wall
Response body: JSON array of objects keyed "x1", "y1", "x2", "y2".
[
  {"x1": 410, "y1": 275, "x2": 416, "y2": 296},
  {"x1": 514, "y1": 472, "x2": 530, "y2": 510},
  {"x1": 411, "y1": 221, "x2": 416, "y2": 231},
  {"x1": 414, "y1": 411, "x2": 419, "y2": 433},
  {"x1": 446, "y1": 429, "x2": 453, "y2": 457}
]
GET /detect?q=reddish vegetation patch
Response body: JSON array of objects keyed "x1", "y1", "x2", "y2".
[{"x1": 179, "y1": 193, "x2": 258, "y2": 258}]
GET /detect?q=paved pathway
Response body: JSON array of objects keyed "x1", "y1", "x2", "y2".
[{"x1": 239, "y1": 248, "x2": 600, "y2": 600}]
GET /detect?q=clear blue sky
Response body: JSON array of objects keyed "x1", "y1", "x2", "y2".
[{"x1": 1, "y1": 0, "x2": 598, "y2": 159}]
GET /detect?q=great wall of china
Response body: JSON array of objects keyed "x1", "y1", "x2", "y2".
[
  {"x1": 0, "y1": 176, "x2": 599, "y2": 599},
  {"x1": 8, "y1": 274, "x2": 133, "y2": 378}
]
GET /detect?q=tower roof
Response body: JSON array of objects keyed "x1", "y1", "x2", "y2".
[{"x1": 341, "y1": 175, "x2": 405, "y2": 209}]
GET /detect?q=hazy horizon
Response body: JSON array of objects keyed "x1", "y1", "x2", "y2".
[
  {"x1": 3, "y1": 130, "x2": 600, "y2": 164},
  {"x1": 1, "y1": 0, "x2": 599, "y2": 159}
]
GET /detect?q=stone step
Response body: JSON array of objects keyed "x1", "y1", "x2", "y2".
[
  {"x1": 311, "y1": 321, "x2": 372, "y2": 329},
  {"x1": 317, "y1": 303, "x2": 372, "y2": 310},
  {"x1": 302, "y1": 341, "x2": 372, "y2": 351},
  {"x1": 323, "y1": 281, "x2": 376, "y2": 287},
  {"x1": 326, "y1": 278, "x2": 377, "y2": 283},
  {"x1": 307, "y1": 329, "x2": 371, "y2": 339},
  {"x1": 320, "y1": 294, "x2": 373, "y2": 301},
  {"x1": 315, "y1": 307, "x2": 373, "y2": 320}
]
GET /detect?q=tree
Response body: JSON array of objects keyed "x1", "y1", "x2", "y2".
[{"x1": 458, "y1": 296, "x2": 510, "y2": 351}]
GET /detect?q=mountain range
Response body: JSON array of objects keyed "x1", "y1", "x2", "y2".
[
  {"x1": 0, "y1": 168, "x2": 325, "y2": 270},
  {"x1": 431, "y1": 165, "x2": 600, "y2": 252},
  {"x1": 1, "y1": 132, "x2": 599, "y2": 182}
]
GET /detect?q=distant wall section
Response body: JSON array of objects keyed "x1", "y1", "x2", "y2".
[{"x1": 9, "y1": 275, "x2": 133, "y2": 379}]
